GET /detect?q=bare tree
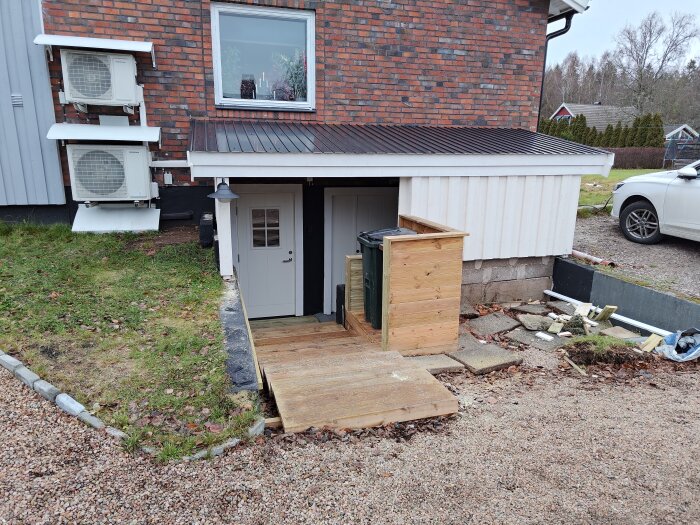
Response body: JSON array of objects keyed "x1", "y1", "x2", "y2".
[{"x1": 615, "y1": 12, "x2": 699, "y2": 113}]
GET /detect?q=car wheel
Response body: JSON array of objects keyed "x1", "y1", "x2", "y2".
[{"x1": 619, "y1": 201, "x2": 662, "y2": 244}]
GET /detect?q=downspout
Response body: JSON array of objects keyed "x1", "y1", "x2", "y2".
[{"x1": 537, "y1": 11, "x2": 575, "y2": 127}]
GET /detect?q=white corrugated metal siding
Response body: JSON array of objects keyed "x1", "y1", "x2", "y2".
[
  {"x1": 399, "y1": 175, "x2": 581, "y2": 261},
  {"x1": 0, "y1": 0, "x2": 64, "y2": 206}
]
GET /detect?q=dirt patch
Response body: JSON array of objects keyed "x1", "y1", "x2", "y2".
[
  {"x1": 567, "y1": 342, "x2": 652, "y2": 366},
  {"x1": 39, "y1": 344, "x2": 61, "y2": 359},
  {"x1": 575, "y1": 214, "x2": 700, "y2": 300},
  {"x1": 126, "y1": 225, "x2": 199, "y2": 254}
]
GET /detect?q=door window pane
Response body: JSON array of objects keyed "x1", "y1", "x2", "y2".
[
  {"x1": 267, "y1": 229, "x2": 280, "y2": 247},
  {"x1": 251, "y1": 207, "x2": 281, "y2": 248},
  {"x1": 252, "y1": 229, "x2": 266, "y2": 247},
  {"x1": 266, "y1": 208, "x2": 279, "y2": 227},
  {"x1": 252, "y1": 208, "x2": 266, "y2": 227}
]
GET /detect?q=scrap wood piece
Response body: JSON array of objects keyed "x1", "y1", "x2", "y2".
[
  {"x1": 548, "y1": 322, "x2": 564, "y2": 334},
  {"x1": 574, "y1": 303, "x2": 593, "y2": 317},
  {"x1": 594, "y1": 305, "x2": 618, "y2": 322},
  {"x1": 641, "y1": 334, "x2": 665, "y2": 353},
  {"x1": 563, "y1": 354, "x2": 588, "y2": 376},
  {"x1": 265, "y1": 416, "x2": 283, "y2": 429}
]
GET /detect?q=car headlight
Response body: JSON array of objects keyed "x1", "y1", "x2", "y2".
[{"x1": 613, "y1": 182, "x2": 625, "y2": 191}]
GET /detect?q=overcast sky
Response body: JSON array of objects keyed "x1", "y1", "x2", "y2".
[{"x1": 547, "y1": 0, "x2": 700, "y2": 66}]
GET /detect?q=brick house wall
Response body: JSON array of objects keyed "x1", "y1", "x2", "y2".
[{"x1": 42, "y1": 0, "x2": 549, "y2": 186}]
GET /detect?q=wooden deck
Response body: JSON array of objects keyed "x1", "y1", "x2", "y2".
[{"x1": 251, "y1": 318, "x2": 458, "y2": 433}]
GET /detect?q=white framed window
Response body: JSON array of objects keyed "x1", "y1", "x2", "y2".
[{"x1": 211, "y1": 3, "x2": 315, "y2": 111}]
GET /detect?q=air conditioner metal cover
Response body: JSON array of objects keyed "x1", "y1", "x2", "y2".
[{"x1": 72, "y1": 204, "x2": 160, "y2": 233}]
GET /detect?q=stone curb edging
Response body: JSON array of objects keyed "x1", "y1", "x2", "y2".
[
  {"x1": 0, "y1": 350, "x2": 104, "y2": 431},
  {"x1": 0, "y1": 349, "x2": 265, "y2": 462}
]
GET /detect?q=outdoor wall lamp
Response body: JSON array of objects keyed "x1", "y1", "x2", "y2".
[{"x1": 207, "y1": 182, "x2": 239, "y2": 203}]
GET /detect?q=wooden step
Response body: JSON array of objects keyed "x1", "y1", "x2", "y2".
[{"x1": 249, "y1": 316, "x2": 319, "y2": 330}]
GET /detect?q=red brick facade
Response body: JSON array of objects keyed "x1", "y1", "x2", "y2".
[{"x1": 43, "y1": 0, "x2": 549, "y2": 185}]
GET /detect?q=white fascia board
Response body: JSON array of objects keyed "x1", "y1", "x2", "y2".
[
  {"x1": 47, "y1": 123, "x2": 161, "y2": 143},
  {"x1": 561, "y1": 0, "x2": 589, "y2": 13},
  {"x1": 549, "y1": 102, "x2": 571, "y2": 120},
  {"x1": 666, "y1": 125, "x2": 700, "y2": 138},
  {"x1": 551, "y1": 0, "x2": 588, "y2": 15},
  {"x1": 188, "y1": 152, "x2": 614, "y2": 179},
  {"x1": 34, "y1": 34, "x2": 156, "y2": 67}
]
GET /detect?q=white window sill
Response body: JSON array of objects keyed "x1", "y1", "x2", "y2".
[{"x1": 215, "y1": 102, "x2": 315, "y2": 113}]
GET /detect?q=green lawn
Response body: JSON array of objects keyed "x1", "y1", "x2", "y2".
[
  {"x1": 0, "y1": 223, "x2": 258, "y2": 460},
  {"x1": 579, "y1": 169, "x2": 659, "y2": 207}
]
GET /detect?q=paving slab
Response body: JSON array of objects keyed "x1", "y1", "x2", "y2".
[
  {"x1": 511, "y1": 303, "x2": 549, "y2": 315},
  {"x1": 467, "y1": 312, "x2": 521, "y2": 336},
  {"x1": 449, "y1": 345, "x2": 522, "y2": 375},
  {"x1": 504, "y1": 328, "x2": 567, "y2": 351},
  {"x1": 547, "y1": 301, "x2": 576, "y2": 315},
  {"x1": 516, "y1": 314, "x2": 553, "y2": 331},
  {"x1": 601, "y1": 326, "x2": 640, "y2": 339},
  {"x1": 459, "y1": 331, "x2": 488, "y2": 351},
  {"x1": 408, "y1": 354, "x2": 465, "y2": 374},
  {"x1": 460, "y1": 302, "x2": 479, "y2": 319}
]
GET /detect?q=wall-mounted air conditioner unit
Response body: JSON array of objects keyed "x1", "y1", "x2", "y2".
[
  {"x1": 60, "y1": 50, "x2": 140, "y2": 106},
  {"x1": 67, "y1": 145, "x2": 152, "y2": 202}
]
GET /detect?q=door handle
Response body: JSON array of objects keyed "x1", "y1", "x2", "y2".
[{"x1": 282, "y1": 258, "x2": 293, "y2": 263}]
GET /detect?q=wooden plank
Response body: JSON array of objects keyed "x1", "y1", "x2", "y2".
[
  {"x1": 249, "y1": 316, "x2": 319, "y2": 330},
  {"x1": 275, "y1": 365, "x2": 457, "y2": 432},
  {"x1": 387, "y1": 296, "x2": 461, "y2": 316},
  {"x1": 383, "y1": 235, "x2": 463, "y2": 252},
  {"x1": 239, "y1": 287, "x2": 263, "y2": 390},
  {"x1": 256, "y1": 329, "x2": 354, "y2": 347},
  {"x1": 398, "y1": 214, "x2": 466, "y2": 234},
  {"x1": 265, "y1": 416, "x2": 283, "y2": 429},
  {"x1": 386, "y1": 306, "x2": 459, "y2": 328},
  {"x1": 344, "y1": 255, "x2": 364, "y2": 314},
  {"x1": 252, "y1": 321, "x2": 344, "y2": 338},
  {"x1": 256, "y1": 336, "x2": 370, "y2": 355},
  {"x1": 345, "y1": 309, "x2": 382, "y2": 343}
]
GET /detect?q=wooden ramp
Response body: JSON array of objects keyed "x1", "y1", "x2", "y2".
[{"x1": 252, "y1": 319, "x2": 458, "y2": 433}]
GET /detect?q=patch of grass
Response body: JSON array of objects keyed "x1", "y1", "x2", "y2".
[
  {"x1": 565, "y1": 335, "x2": 634, "y2": 354},
  {"x1": 579, "y1": 169, "x2": 659, "y2": 208},
  {"x1": 0, "y1": 223, "x2": 259, "y2": 458}
]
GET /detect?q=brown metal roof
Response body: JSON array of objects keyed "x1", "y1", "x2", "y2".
[{"x1": 189, "y1": 120, "x2": 608, "y2": 155}]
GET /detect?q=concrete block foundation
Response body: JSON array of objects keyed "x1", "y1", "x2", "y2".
[{"x1": 461, "y1": 256, "x2": 554, "y2": 305}]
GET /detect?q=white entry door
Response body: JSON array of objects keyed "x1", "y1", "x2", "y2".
[
  {"x1": 236, "y1": 192, "x2": 297, "y2": 318},
  {"x1": 324, "y1": 187, "x2": 399, "y2": 314}
]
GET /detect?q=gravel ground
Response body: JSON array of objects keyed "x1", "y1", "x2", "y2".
[
  {"x1": 3, "y1": 361, "x2": 700, "y2": 525},
  {"x1": 575, "y1": 214, "x2": 700, "y2": 299}
]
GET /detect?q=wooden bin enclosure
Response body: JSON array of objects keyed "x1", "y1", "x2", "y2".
[{"x1": 345, "y1": 215, "x2": 467, "y2": 356}]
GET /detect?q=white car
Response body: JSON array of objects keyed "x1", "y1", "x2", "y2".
[{"x1": 611, "y1": 163, "x2": 700, "y2": 244}]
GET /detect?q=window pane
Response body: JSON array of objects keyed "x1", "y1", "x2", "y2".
[
  {"x1": 252, "y1": 209, "x2": 265, "y2": 227},
  {"x1": 267, "y1": 229, "x2": 280, "y2": 247},
  {"x1": 266, "y1": 208, "x2": 279, "y2": 227},
  {"x1": 219, "y1": 12, "x2": 307, "y2": 102},
  {"x1": 253, "y1": 229, "x2": 266, "y2": 247}
]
